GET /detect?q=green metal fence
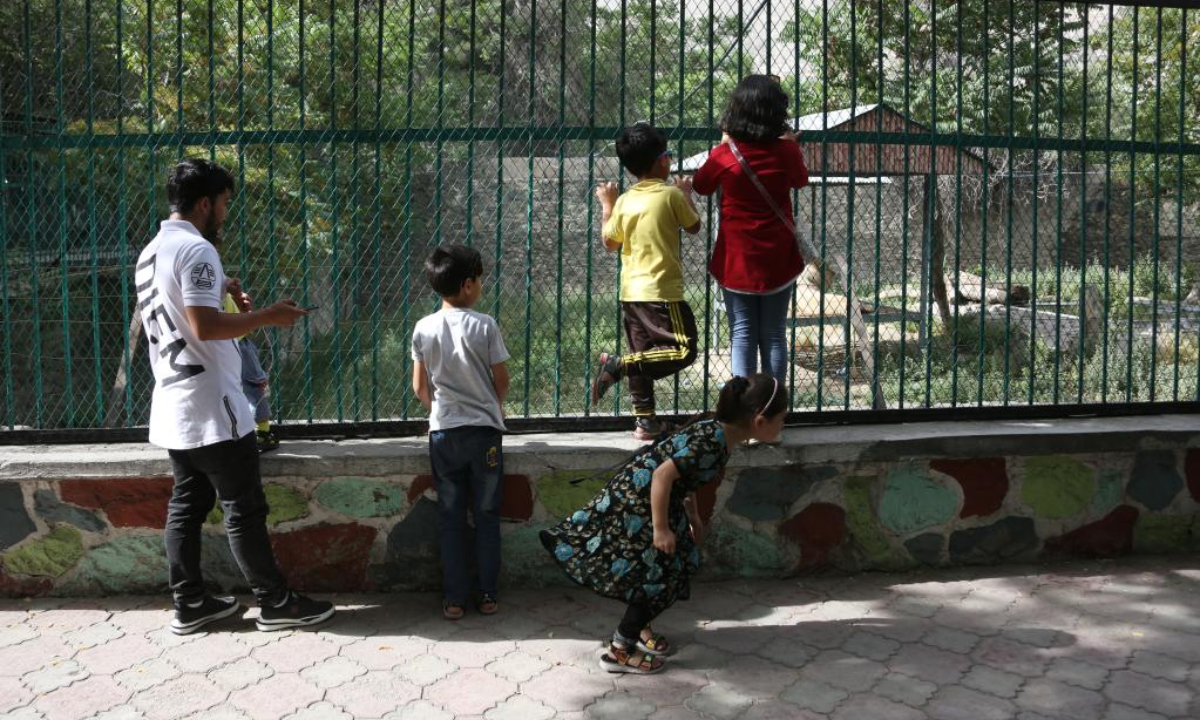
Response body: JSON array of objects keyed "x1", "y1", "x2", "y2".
[{"x1": 1, "y1": 0, "x2": 1198, "y2": 433}]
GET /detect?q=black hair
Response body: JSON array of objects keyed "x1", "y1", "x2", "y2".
[
  {"x1": 167, "y1": 158, "x2": 235, "y2": 214},
  {"x1": 425, "y1": 244, "x2": 484, "y2": 297},
  {"x1": 615, "y1": 123, "x2": 668, "y2": 177},
  {"x1": 716, "y1": 373, "x2": 787, "y2": 426},
  {"x1": 720, "y1": 75, "x2": 791, "y2": 143}
]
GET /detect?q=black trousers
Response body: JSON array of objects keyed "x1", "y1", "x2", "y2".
[
  {"x1": 621, "y1": 300, "x2": 699, "y2": 416},
  {"x1": 165, "y1": 433, "x2": 288, "y2": 608},
  {"x1": 616, "y1": 601, "x2": 663, "y2": 643}
]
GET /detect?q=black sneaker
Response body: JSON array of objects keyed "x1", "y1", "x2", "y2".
[
  {"x1": 170, "y1": 595, "x2": 242, "y2": 635},
  {"x1": 591, "y1": 352, "x2": 623, "y2": 406},
  {"x1": 255, "y1": 591, "x2": 335, "y2": 632}
]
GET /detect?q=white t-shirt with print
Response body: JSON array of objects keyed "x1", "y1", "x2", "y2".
[{"x1": 136, "y1": 220, "x2": 255, "y2": 449}]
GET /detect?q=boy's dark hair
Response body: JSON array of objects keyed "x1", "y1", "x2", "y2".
[
  {"x1": 425, "y1": 244, "x2": 484, "y2": 297},
  {"x1": 715, "y1": 373, "x2": 787, "y2": 425},
  {"x1": 720, "y1": 75, "x2": 791, "y2": 143},
  {"x1": 167, "y1": 158, "x2": 235, "y2": 214},
  {"x1": 615, "y1": 123, "x2": 668, "y2": 177}
]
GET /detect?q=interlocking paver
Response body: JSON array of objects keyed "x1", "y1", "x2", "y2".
[
  {"x1": 0, "y1": 636, "x2": 75, "y2": 677},
  {"x1": 1104, "y1": 670, "x2": 1194, "y2": 718},
  {"x1": 1017, "y1": 678, "x2": 1107, "y2": 718},
  {"x1": 1128, "y1": 650, "x2": 1190, "y2": 682},
  {"x1": 801, "y1": 649, "x2": 888, "y2": 692},
  {"x1": 3, "y1": 558, "x2": 1200, "y2": 720},
  {"x1": 974, "y1": 636, "x2": 1052, "y2": 678},
  {"x1": 162, "y1": 633, "x2": 252, "y2": 673},
  {"x1": 62, "y1": 622, "x2": 124, "y2": 650},
  {"x1": 842, "y1": 630, "x2": 901, "y2": 661},
  {"x1": 228, "y1": 673, "x2": 323, "y2": 720},
  {"x1": 485, "y1": 650, "x2": 551, "y2": 683},
  {"x1": 872, "y1": 671, "x2": 938, "y2": 707},
  {"x1": 1103, "y1": 703, "x2": 1170, "y2": 720},
  {"x1": 483, "y1": 695, "x2": 556, "y2": 720},
  {"x1": 706, "y1": 653, "x2": 804, "y2": 698},
  {"x1": 425, "y1": 668, "x2": 518, "y2": 716},
  {"x1": 131, "y1": 675, "x2": 226, "y2": 720},
  {"x1": 114, "y1": 658, "x2": 182, "y2": 693},
  {"x1": 961, "y1": 664, "x2": 1025, "y2": 699},
  {"x1": 830, "y1": 693, "x2": 925, "y2": 720},
  {"x1": 76, "y1": 634, "x2": 162, "y2": 675},
  {"x1": 298, "y1": 655, "x2": 367, "y2": 688},
  {"x1": 380, "y1": 701, "x2": 455, "y2": 720},
  {"x1": 35, "y1": 675, "x2": 130, "y2": 720},
  {"x1": 779, "y1": 678, "x2": 849, "y2": 714},
  {"x1": 395, "y1": 653, "x2": 457, "y2": 686},
  {"x1": 0, "y1": 676, "x2": 33, "y2": 713},
  {"x1": 586, "y1": 690, "x2": 655, "y2": 720},
  {"x1": 739, "y1": 700, "x2": 826, "y2": 720},
  {"x1": 926, "y1": 686, "x2": 1018, "y2": 720},
  {"x1": 281, "y1": 702, "x2": 354, "y2": 720},
  {"x1": 754, "y1": 635, "x2": 818, "y2": 667},
  {"x1": 1046, "y1": 656, "x2": 1109, "y2": 690},
  {"x1": 251, "y1": 633, "x2": 339, "y2": 674},
  {"x1": 208, "y1": 656, "x2": 274, "y2": 691},
  {"x1": 22, "y1": 659, "x2": 89, "y2": 694},
  {"x1": 682, "y1": 684, "x2": 755, "y2": 719},
  {"x1": 889, "y1": 643, "x2": 971, "y2": 685},
  {"x1": 922, "y1": 626, "x2": 983, "y2": 654}
]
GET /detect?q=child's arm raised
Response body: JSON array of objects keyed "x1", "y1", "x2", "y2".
[
  {"x1": 412, "y1": 360, "x2": 433, "y2": 411},
  {"x1": 595, "y1": 182, "x2": 622, "y2": 252},
  {"x1": 673, "y1": 176, "x2": 703, "y2": 235},
  {"x1": 650, "y1": 460, "x2": 682, "y2": 554}
]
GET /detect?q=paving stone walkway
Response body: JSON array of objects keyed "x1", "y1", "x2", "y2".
[{"x1": 3, "y1": 556, "x2": 1200, "y2": 720}]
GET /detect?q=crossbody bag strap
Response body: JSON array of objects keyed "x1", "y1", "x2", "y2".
[{"x1": 727, "y1": 140, "x2": 818, "y2": 261}]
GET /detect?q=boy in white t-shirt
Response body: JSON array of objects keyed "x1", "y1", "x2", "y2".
[
  {"x1": 411, "y1": 245, "x2": 510, "y2": 620},
  {"x1": 136, "y1": 158, "x2": 334, "y2": 634}
]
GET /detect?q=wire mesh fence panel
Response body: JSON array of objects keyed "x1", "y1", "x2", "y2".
[{"x1": 0, "y1": 0, "x2": 1197, "y2": 432}]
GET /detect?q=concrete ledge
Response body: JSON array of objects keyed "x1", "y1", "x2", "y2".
[
  {"x1": 1, "y1": 414, "x2": 1197, "y2": 596},
  {"x1": 3, "y1": 414, "x2": 1196, "y2": 480}
]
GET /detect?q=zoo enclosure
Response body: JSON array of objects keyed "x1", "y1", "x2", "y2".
[{"x1": 1, "y1": 0, "x2": 1198, "y2": 435}]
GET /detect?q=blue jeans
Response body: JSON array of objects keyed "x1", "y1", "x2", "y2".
[
  {"x1": 429, "y1": 426, "x2": 504, "y2": 604},
  {"x1": 722, "y1": 284, "x2": 793, "y2": 381}
]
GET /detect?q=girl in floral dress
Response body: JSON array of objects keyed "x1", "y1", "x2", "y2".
[{"x1": 540, "y1": 374, "x2": 787, "y2": 674}]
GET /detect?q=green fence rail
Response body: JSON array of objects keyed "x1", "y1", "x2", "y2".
[{"x1": 1, "y1": 0, "x2": 1197, "y2": 432}]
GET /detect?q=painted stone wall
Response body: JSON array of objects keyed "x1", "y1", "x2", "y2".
[{"x1": 1, "y1": 448, "x2": 1198, "y2": 597}]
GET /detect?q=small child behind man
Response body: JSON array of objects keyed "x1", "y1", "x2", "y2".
[
  {"x1": 411, "y1": 244, "x2": 511, "y2": 620},
  {"x1": 223, "y1": 290, "x2": 279, "y2": 453},
  {"x1": 592, "y1": 122, "x2": 703, "y2": 441}
]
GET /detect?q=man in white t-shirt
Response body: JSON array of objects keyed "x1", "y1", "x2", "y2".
[{"x1": 137, "y1": 158, "x2": 334, "y2": 634}]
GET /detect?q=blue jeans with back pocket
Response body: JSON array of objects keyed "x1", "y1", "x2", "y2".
[{"x1": 429, "y1": 425, "x2": 504, "y2": 604}]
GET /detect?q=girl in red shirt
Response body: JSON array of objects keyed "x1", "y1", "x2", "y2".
[{"x1": 693, "y1": 75, "x2": 810, "y2": 382}]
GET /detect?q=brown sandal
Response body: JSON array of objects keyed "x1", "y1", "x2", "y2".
[
  {"x1": 598, "y1": 644, "x2": 666, "y2": 675},
  {"x1": 442, "y1": 601, "x2": 465, "y2": 620}
]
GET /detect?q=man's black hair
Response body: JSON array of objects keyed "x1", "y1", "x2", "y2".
[
  {"x1": 167, "y1": 158, "x2": 235, "y2": 214},
  {"x1": 720, "y1": 75, "x2": 791, "y2": 143},
  {"x1": 425, "y1": 244, "x2": 484, "y2": 297},
  {"x1": 615, "y1": 123, "x2": 668, "y2": 177}
]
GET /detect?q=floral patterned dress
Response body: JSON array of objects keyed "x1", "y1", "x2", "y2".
[{"x1": 539, "y1": 419, "x2": 730, "y2": 614}]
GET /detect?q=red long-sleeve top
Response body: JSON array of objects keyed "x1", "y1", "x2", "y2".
[{"x1": 693, "y1": 138, "x2": 810, "y2": 293}]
